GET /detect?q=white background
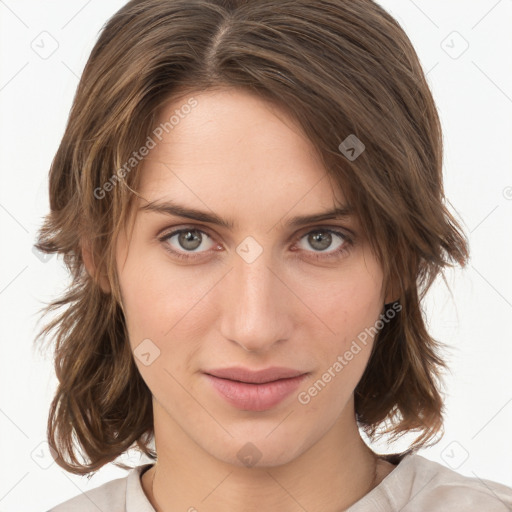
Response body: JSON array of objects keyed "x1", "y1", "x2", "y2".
[{"x1": 1, "y1": 1, "x2": 511, "y2": 510}]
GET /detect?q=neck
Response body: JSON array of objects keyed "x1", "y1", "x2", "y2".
[{"x1": 141, "y1": 401, "x2": 393, "y2": 512}]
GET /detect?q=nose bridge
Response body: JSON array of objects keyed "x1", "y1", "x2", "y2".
[{"x1": 219, "y1": 243, "x2": 289, "y2": 352}]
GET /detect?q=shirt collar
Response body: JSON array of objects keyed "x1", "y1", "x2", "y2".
[{"x1": 126, "y1": 463, "x2": 156, "y2": 512}]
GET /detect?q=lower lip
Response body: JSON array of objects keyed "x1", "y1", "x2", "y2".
[{"x1": 204, "y1": 373, "x2": 308, "y2": 411}]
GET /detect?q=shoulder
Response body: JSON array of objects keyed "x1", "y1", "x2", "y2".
[
  {"x1": 46, "y1": 464, "x2": 154, "y2": 512},
  {"x1": 47, "y1": 476, "x2": 127, "y2": 512},
  {"x1": 349, "y1": 453, "x2": 512, "y2": 512},
  {"x1": 407, "y1": 455, "x2": 512, "y2": 510}
]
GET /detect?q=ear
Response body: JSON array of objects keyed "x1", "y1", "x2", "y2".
[
  {"x1": 384, "y1": 290, "x2": 399, "y2": 304},
  {"x1": 81, "y1": 239, "x2": 111, "y2": 294},
  {"x1": 383, "y1": 275, "x2": 400, "y2": 305}
]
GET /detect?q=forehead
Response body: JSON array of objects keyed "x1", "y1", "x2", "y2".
[{"x1": 136, "y1": 88, "x2": 352, "y2": 229}]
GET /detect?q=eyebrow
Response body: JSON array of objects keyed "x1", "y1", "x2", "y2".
[{"x1": 139, "y1": 199, "x2": 354, "y2": 230}]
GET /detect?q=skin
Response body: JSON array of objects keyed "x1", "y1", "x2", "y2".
[{"x1": 84, "y1": 88, "x2": 397, "y2": 511}]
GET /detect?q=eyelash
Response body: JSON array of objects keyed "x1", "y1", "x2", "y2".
[{"x1": 158, "y1": 226, "x2": 354, "y2": 262}]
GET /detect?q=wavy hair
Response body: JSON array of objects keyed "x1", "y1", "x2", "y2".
[{"x1": 34, "y1": 0, "x2": 469, "y2": 475}]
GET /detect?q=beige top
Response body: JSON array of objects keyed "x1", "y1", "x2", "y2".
[{"x1": 47, "y1": 453, "x2": 512, "y2": 511}]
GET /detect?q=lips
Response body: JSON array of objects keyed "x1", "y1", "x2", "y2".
[
  {"x1": 203, "y1": 366, "x2": 309, "y2": 411},
  {"x1": 204, "y1": 366, "x2": 306, "y2": 384}
]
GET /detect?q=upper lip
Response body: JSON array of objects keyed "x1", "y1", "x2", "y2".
[{"x1": 204, "y1": 366, "x2": 307, "y2": 384}]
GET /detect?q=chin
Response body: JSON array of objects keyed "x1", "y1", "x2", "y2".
[{"x1": 203, "y1": 430, "x2": 311, "y2": 470}]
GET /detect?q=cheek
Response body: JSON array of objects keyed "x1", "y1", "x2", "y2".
[
  {"x1": 118, "y1": 245, "x2": 210, "y2": 340},
  {"x1": 117, "y1": 249, "x2": 214, "y2": 388},
  {"x1": 297, "y1": 312, "x2": 376, "y2": 418},
  {"x1": 295, "y1": 259, "x2": 383, "y2": 399},
  {"x1": 296, "y1": 259, "x2": 384, "y2": 344}
]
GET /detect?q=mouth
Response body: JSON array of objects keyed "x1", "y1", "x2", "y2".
[
  {"x1": 204, "y1": 366, "x2": 307, "y2": 384},
  {"x1": 203, "y1": 366, "x2": 309, "y2": 411}
]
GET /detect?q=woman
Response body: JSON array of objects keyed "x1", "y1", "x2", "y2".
[{"x1": 36, "y1": 0, "x2": 512, "y2": 510}]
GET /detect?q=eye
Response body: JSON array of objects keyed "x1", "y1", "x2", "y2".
[
  {"x1": 158, "y1": 225, "x2": 354, "y2": 262},
  {"x1": 293, "y1": 228, "x2": 353, "y2": 260},
  {"x1": 159, "y1": 228, "x2": 217, "y2": 260}
]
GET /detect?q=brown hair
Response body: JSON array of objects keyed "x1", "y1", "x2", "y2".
[{"x1": 34, "y1": 0, "x2": 469, "y2": 475}]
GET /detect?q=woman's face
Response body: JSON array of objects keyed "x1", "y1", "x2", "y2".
[{"x1": 115, "y1": 88, "x2": 388, "y2": 467}]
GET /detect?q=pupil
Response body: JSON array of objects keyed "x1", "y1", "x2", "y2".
[
  {"x1": 180, "y1": 230, "x2": 201, "y2": 250},
  {"x1": 309, "y1": 231, "x2": 331, "y2": 251}
]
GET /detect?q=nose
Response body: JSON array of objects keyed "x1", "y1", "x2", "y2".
[{"x1": 219, "y1": 247, "x2": 292, "y2": 353}]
